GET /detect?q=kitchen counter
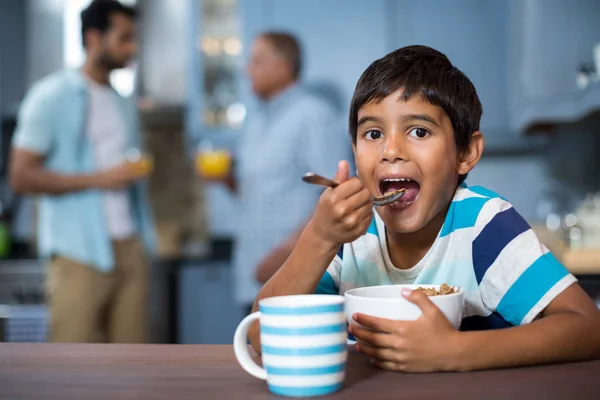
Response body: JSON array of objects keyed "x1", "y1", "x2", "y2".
[
  {"x1": 1, "y1": 344, "x2": 599, "y2": 399},
  {"x1": 560, "y1": 248, "x2": 600, "y2": 275}
]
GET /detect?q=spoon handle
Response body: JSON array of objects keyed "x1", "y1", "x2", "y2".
[{"x1": 302, "y1": 172, "x2": 339, "y2": 188}]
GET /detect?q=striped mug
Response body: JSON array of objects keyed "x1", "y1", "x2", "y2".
[{"x1": 233, "y1": 295, "x2": 347, "y2": 397}]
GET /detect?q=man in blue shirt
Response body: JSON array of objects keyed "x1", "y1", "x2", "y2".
[
  {"x1": 9, "y1": 0, "x2": 154, "y2": 343},
  {"x1": 200, "y1": 32, "x2": 351, "y2": 313}
]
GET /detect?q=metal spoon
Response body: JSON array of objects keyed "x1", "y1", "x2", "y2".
[{"x1": 302, "y1": 172, "x2": 406, "y2": 207}]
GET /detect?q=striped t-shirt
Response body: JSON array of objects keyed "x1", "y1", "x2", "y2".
[{"x1": 315, "y1": 184, "x2": 576, "y2": 330}]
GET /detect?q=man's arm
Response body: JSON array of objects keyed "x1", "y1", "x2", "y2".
[
  {"x1": 10, "y1": 80, "x2": 141, "y2": 196},
  {"x1": 451, "y1": 283, "x2": 600, "y2": 371},
  {"x1": 224, "y1": 173, "x2": 237, "y2": 194},
  {"x1": 198, "y1": 163, "x2": 237, "y2": 193},
  {"x1": 10, "y1": 148, "x2": 141, "y2": 195},
  {"x1": 10, "y1": 149, "x2": 95, "y2": 195},
  {"x1": 255, "y1": 222, "x2": 307, "y2": 284}
]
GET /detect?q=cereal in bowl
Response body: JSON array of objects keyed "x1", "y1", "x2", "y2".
[{"x1": 414, "y1": 283, "x2": 457, "y2": 296}]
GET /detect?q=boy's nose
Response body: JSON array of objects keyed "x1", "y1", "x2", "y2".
[{"x1": 381, "y1": 135, "x2": 406, "y2": 163}]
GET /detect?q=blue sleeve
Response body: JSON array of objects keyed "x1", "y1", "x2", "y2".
[
  {"x1": 12, "y1": 82, "x2": 56, "y2": 155},
  {"x1": 315, "y1": 271, "x2": 339, "y2": 295},
  {"x1": 314, "y1": 246, "x2": 343, "y2": 295}
]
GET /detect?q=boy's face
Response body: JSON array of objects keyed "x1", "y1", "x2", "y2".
[{"x1": 353, "y1": 91, "x2": 477, "y2": 235}]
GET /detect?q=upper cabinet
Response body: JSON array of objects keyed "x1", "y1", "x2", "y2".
[{"x1": 508, "y1": 0, "x2": 600, "y2": 133}]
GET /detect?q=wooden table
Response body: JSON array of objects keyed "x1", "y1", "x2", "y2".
[{"x1": 1, "y1": 344, "x2": 599, "y2": 399}]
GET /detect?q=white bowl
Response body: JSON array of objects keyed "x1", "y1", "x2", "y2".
[{"x1": 344, "y1": 284, "x2": 465, "y2": 330}]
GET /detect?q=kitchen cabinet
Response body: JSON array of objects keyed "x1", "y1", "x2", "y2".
[
  {"x1": 178, "y1": 261, "x2": 246, "y2": 344},
  {"x1": 508, "y1": 0, "x2": 600, "y2": 133},
  {"x1": 571, "y1": 0, "x2": 600, "y2": 76}
]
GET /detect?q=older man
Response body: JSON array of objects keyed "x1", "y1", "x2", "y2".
[{"x1": 201, "y1": 32, "x2": 350, "y2": 313}]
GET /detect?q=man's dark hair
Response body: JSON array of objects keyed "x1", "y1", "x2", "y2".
[
  {"x1": 349, "y1": 45, "x2": 482, "y2": 184},
  {"x1": 261, "y1": 31, "x2": 302, "y2": 79},
  {"x1": 81, "y1": 0, "x2": 136, "y2": 47}
]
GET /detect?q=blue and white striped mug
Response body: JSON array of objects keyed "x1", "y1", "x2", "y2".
[{"x1": 233, "y1": 295, "x2": 347, "y2": 397}]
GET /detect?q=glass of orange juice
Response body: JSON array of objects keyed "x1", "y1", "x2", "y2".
[
  {"x1": 195, "y1": 141, "x2": 232, "y2": 180},
  {"x1": 125, "y1": 148, "x2": 154, "y2": 177}
]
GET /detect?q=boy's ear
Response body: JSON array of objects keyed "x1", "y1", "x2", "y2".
[{"x1": 457, "y1": 131, "x2": 484, "y2": 176}]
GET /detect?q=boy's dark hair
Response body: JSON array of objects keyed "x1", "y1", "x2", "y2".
[
  {"x1": 260, "y1": 31, "x2": 302, "y2": 79},
  {"x1": 81, "y1": 0, "x2": 136, "y2": 47},
  {"x1": 349, "y1": 45, "x2": 482, "y2": 185}
]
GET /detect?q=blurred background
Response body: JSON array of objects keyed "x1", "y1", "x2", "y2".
[{"x1": 0, "y1": 0, "x2": 600, "y2": 344}]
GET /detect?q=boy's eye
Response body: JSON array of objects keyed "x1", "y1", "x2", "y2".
[
  {"x1": 408, "y1": 127, "x2": 430, "y2": 138},
  {"x1": 365, "y1": 130, "x2": 383, "y2": 140}
]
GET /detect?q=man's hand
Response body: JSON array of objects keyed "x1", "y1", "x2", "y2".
[
  {"x1": 349, "y1": 288, "x2": 461, "y2": 372},
  {"x1": 309, "y1": 160, "x2": 373, "y2": 248},
  {"x1": 92, "y1": 163, "x2": 144, "y2": 190},
  {"x1": 255, "y1": 241, "x2": 295, "y2": 284}
]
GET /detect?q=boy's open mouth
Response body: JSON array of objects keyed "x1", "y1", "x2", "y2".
[{"x1": 379, "y1": 177, "x2": 420, "y2": 206}]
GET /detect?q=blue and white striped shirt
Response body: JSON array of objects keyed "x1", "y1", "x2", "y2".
[{"x1": 316, "y1": 184, "x2": 576, "y2": 330}]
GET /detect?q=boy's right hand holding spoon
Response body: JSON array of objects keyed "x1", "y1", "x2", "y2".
[{"x1": 308, "y1": 160, "x2": 374, "y2": 247}]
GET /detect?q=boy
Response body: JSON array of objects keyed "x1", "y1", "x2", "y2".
[{"x1": 248, "y1": 45, "x2": 600, "y2": 371}]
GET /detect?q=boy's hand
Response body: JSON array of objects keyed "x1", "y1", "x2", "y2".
[
  {"x1": 349, "y1": 288, "x2": 463, "y2": 372},
  {"x1": 309, "y1": 160, "x2": 373, "y2": 247}
]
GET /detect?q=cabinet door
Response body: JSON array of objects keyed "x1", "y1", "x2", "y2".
[
  {"x1": 508, "y1": 0, "x2": 577, "y2": 131},
  {"x1": 519, "y1": 0, "x2": 576, "y2": 102},
  {"x1": 395, "y1": 0, "x2": 509, "y2": 135},
  {"x1": 571, "y1": 0, "x2": 600, "y2": 72},
  {"x1": 179, "y1": 262, "x2": 245, "y2": 344},
  {"x1": 508, "y1": 0, "x2": 600, "y2": 132}
]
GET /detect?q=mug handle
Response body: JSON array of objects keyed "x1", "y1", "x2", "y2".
[{"x1": 233, "y1": 312, "x2": 267, "y2": 380}]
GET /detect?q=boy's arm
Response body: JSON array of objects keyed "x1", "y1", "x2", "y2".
[
  {"x1": 459, "y1": 201, "x2": 600, "y2": 369},
  {"x1": 248, "y1": 161, "x2": 373, "y2": 353},
  {"x1": 351, "y1": 282, "x2": 600, "y2": 372},
  {"x1": 452, "y1": 282, "x2": 600, "y2": 371}
]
